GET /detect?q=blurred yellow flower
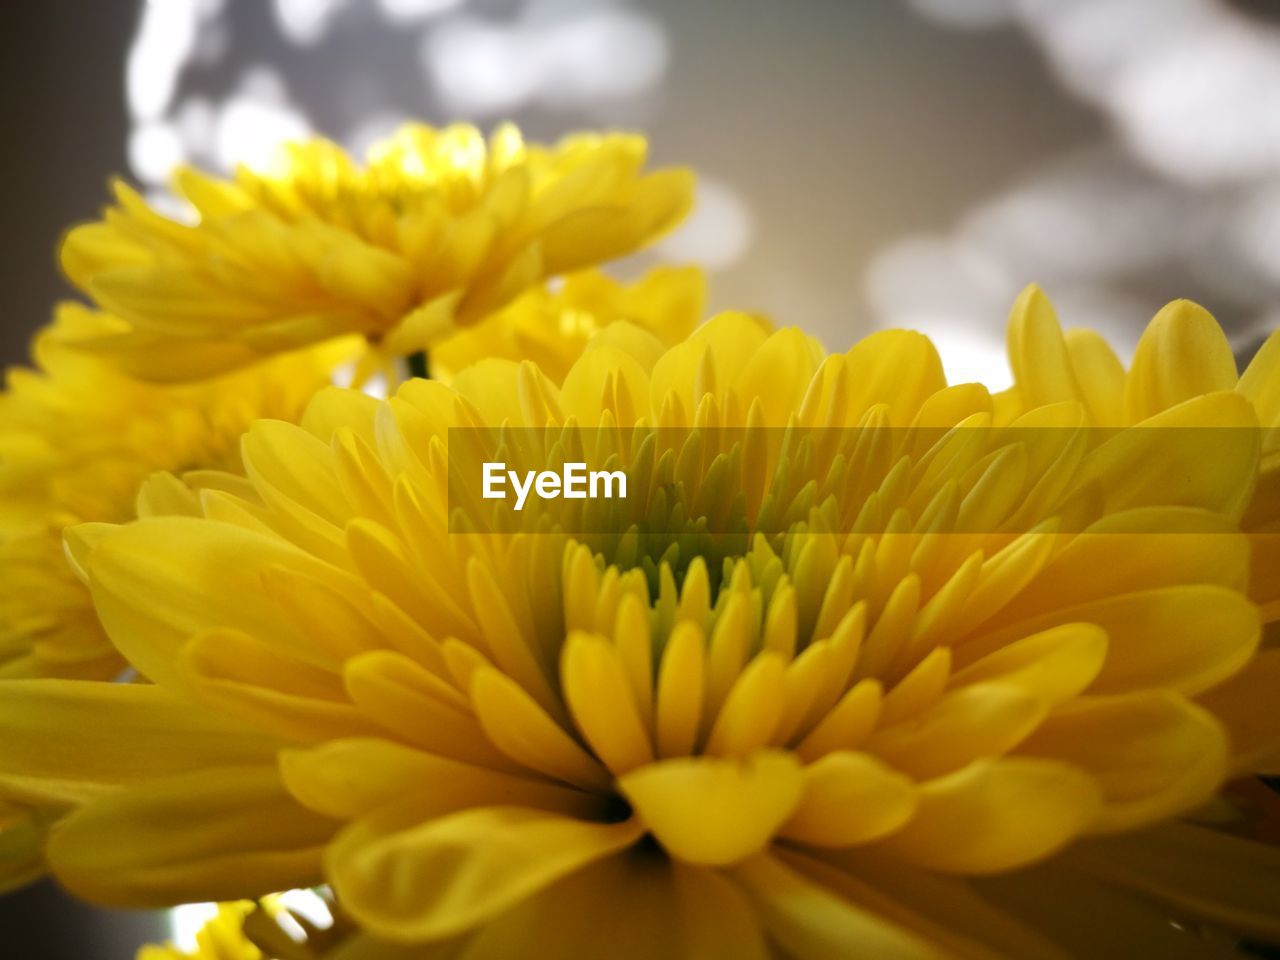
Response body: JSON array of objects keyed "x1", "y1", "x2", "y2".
[
  {"x1": 0, "y1": 304, "x2": 345, "y2": 680},
  {"x1": 0, "y1": 306, "x2": 343, "y2": 889},
  {"x1": 138, "y1": 903, "x2": 263, "y2": 960},
  {"x1": 432, "y1": 265, "x2": 706, "y2": 384},
  {"x1": 59, "y1": 123, "x2": 693, "y2": 382},
  {"x1": 3, "y1": 297, "x2": 1278, "y2": 956},
  {"x1": 137, "y1": 896, "x2": 374, "y2": 960}
]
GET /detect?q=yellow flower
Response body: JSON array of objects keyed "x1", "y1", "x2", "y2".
[
  {"x1": 0, "y1": 304, "x2": 346, "y2": 680},
  {"x1": 0, "y1": 306, "x2": 343, "y2": 891},
  {"x1": 431, "y1": 265, "x2": 706, "y2": 384},
  {"x1": 138, "y1": 903, "x2": 263, "y2": 960},
  {"x1": 137, "y1": 895, "x2": 367, "y2": 960},
  {"x1": 59, "y1": 124, "x2": 693, "y2": 382},
  {"x1": 998, "y1": 286, "x2": 1280, "y2": 773},
  {"x1": 5, "y1": 303, "x2": 1280, "y2": 957}
]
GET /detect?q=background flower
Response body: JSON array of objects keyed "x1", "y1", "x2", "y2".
[
  {"x1": 58, "y1": 123, "x2": 693, "y2": 383},
  {"x1": 430, "y1": 265, "x2": 705, "y2": 384},
  {"x1": 0, "y1": 305, "x2": 342, "y2": 894},
  {"x1": 0, "y1": 304, "x2": 344, "y2": 681}
]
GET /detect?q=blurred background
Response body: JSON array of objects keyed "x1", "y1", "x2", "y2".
[{"x1": 2, "y1": 0, "x2": 1280, "y2": 955}]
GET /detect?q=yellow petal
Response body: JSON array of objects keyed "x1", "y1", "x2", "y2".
[
  {"x1": 561, "y1": 632, "x2": 654, "y2": 775},
  {"x1": 85, "y1": 517, "x2": 340, "y2": 685},
  {"x1": 1016, "y1": 692, "x2": 1228, "y2": 831},
  {"x1": 0, "y1": 680, "x2": 276, "y2": 799},
  {"x1": 456, "y1": 854, "x2": 770, "y2": 960},
  {"x1": 819, "y1": 847, "x2": 1074, "y2": 960},
  {"x1": 559, "y1": 346, "x2": 651, "y2": 425},
  {"x1": 671, "y1": 862, "x2": 771, "y2": 960},
  {"x1": 179, "y1": 629, "x2": 376, "y2": 744},
  {"x1": 867, "y1": 683, "x2": 1047, "y2": 779},
  {"x1": 618, "y1": 751, "x2": 801, "y2": 866},
  {"x1": 971, "y1": 585, "x2": 1259, "y2": 697},
  {"x1": 1006, "y1": 285, "x2": 1079, "y2": 408},
  {"x1": 1064, "y1": 327, "x2": 1124, "y2": 424},
  {"x1": 0, "y1": 807, "x2": 52, "y2": 894},
  {"x1": 738, "y1": 328, "x2": 822, "y2": 427},
  {"x1": 1239, "y1": 329, "x2": 1280, "y2": 444},
  {"x1": 795, "y1": 679, "x2": 882, "y2": 762},
  {"x1": 999, "y1": 508, "x2": 1249, "y2": 618},
  {"x1": 343, "y1": 651, "x2": 514, "y2": 771},
  {"x1": 733, "y1": 852, "x2": 943, "y2": 960},
  {"x1": 1123, "y1": 300, "x2": 1237, "y2": 422},
  {"x1": 48, "y1": 766, "x2": 335, "y2": 906},
  {"x1": 467, "y1": 558, "x2": 560, "y2": 718},
  {"x1": 842, "y1": 331, "x2": 946, "y2": 426},
  {"x1": 470, "y1": 667, "x2": 611, "y2": 791},
  {"x1": 704, "y1": 652, "x2": 787, "y2": 758},
  {"x1": 875, "y1": 758, "x2": 1100, "y2": 874},
  {"x1": 655, "y1": 621, "x2": 705, "y2": 759},
  {"x1": 1071, "y1": 393, "x2": 1259, "y2": 519},
  {"x1": 779, "y1": 752, "x2": 916, "y2": 847},
  {"x1": 280, "y1": 737, "x2": 598, "y2": 821},
  {"x1": 949, "y1": 623, "x2": 1108, "y2": 706},
  {"x1": 328, "y1": 806, "x2": 641, "y2": 942},
  {"x1": 879, "y1": 647, "x2": 950, "y2": 726},
  {"x1": 242, "y1": 419, "x2": 350, "y2": 523}
]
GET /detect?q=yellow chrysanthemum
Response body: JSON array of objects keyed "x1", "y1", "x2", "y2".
[
  {"x1": 0, "y1": 306, "x2": 343, "y2": 891},
  {"x1": 0, "y1": 264, "x2": 701, "y2": 893},
  {"x1": 59, "y1": 123, "x2": 693, "y2": 382},
  {"x1": 431, "y1": 265, "x2": 706, "y2": 384},
  {"x1": 997, "y1": 287, "x2": 1280, "y2": 772},
  {"x1": 5, "y1": 298, "x2": 1279, "y2": 957},
  {"x1": 0, "y1": 304, "x2": 347, "y2": 680}
]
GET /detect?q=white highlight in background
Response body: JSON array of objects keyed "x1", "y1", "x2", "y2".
[
  {"x1": 657, "y1": 178, "x2": 754, "y2": 270},
  {"x1": 169, "y1": 902, "x2": 219, "y2": 952}
]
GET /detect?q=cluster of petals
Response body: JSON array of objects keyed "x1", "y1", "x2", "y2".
[{"x1": 3, "y1": 291, "x2": 1278, "y2": 957}]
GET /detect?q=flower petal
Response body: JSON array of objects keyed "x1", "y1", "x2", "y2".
[
  {"x1": 949, "y1": 623, "x2": 1107, "y2": 706},
  {"x1": 279, "y1": 737, "x2": 596, "y2": 821},
  {"x1": 178, "y1": 629, "x2": 378, "y2": 744},
  {"x1": 48, "y1": 766, "x2": 335, "y2": 906},
  {"x1": 0, "y1": 679, "x2": 276, "y2": 799},
  {"x1": 328, "y1": 807, "x2": 641, "y2": 942},
  {"x1": 866, "y1": 683, "x2": 1047, "y2": 779},
  {"x1": 469, "y1": 666, "x2": 611, "y2": 791},
  {"x1": 733, "y1": 852, "x2": 943, "y2": 960},
  {"x1": 967, "y1": 585, "x2": 1259, "y2": 697},
  {"x1": 619, "y1": 751, "x2": 801, "y2": 866},
  {"x1": 874, "y1": 758, "x2": 1100, "y2": 874},
  {"x1": 84, "y1": 516, "x2": 343, "y2": 685},
  {"x1": 561, "y1": 631, "x2": 654, "y2": 775},
  {"x1": 779, "y1": 752, "x2": 916, "y2": 848},
  {"x1": 1006, "y1": 285, "x2": 1079, "y2": 408},
  {"x1": 1122, "y1": 300, "x2": 1237, "y2": 423},
  {"x1": 1071, "y1": 393, "x2": 1258, "y2": 519},
  {"x1": 1016, "y1": 692, "x2": 1228, "y2": 831}
]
